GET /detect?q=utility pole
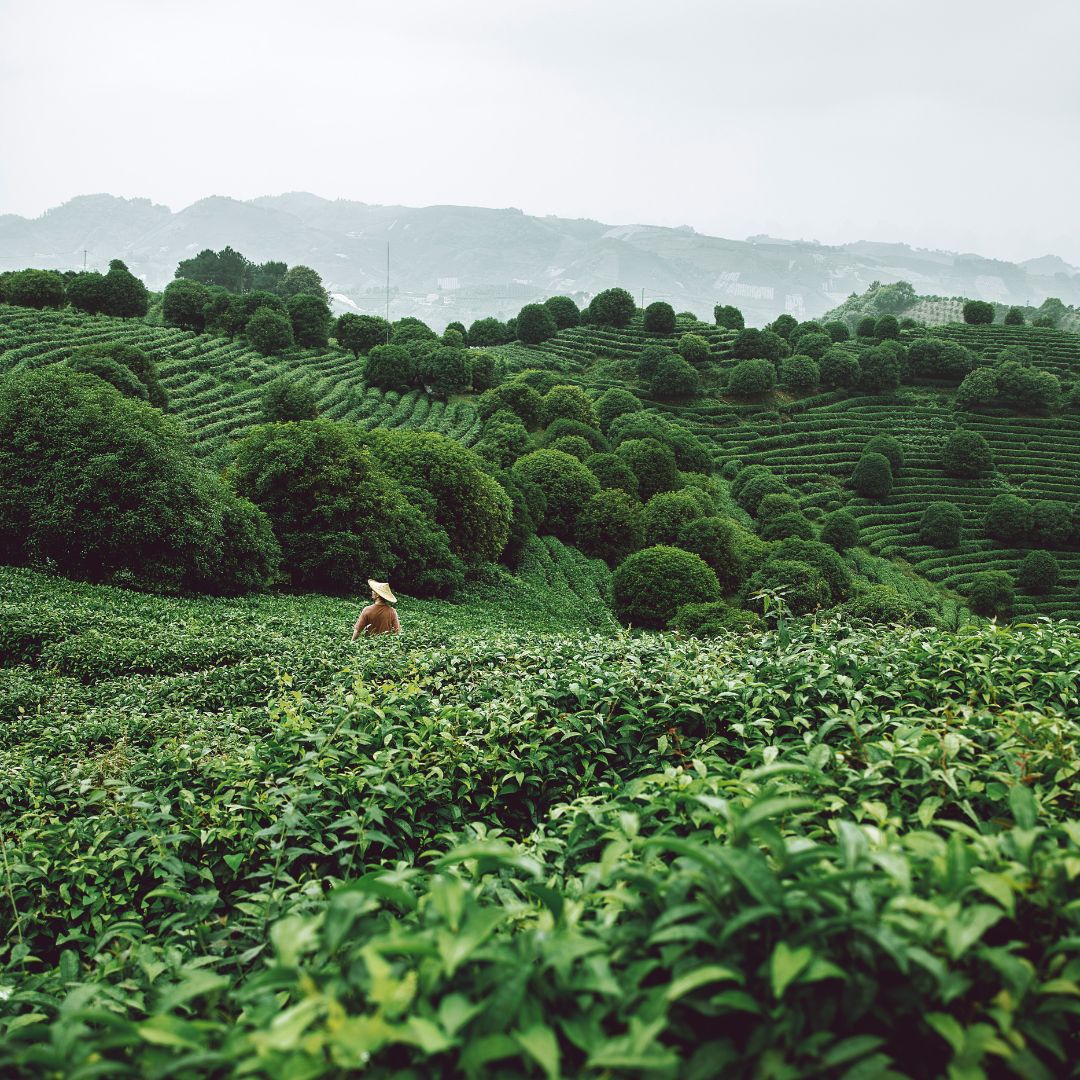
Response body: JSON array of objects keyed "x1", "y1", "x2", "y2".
[
  {"x1": 83, "y1": 250, "x2": 88, "y2": 270},
  {"x1": 385, "y1": 242, "x2": 391, "y2": 342},
  {"x1": 640, "y1": 287, "x2": 645, "y2": 309}
]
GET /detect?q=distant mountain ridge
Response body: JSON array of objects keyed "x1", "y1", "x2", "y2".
[{"x1": 2, "y1": 192, "x2": 1078, "y2": 329}]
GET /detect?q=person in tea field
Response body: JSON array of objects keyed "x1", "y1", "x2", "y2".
[{"x1": 352, "y1": 579, "x2": 401, "y2": 638}]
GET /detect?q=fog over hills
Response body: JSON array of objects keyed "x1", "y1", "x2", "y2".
[{"x1": 3, "y1": 192, "x2": 1078, "y2": 329}]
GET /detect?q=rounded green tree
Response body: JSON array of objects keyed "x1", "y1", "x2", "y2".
[
  {"x1": 919, "y1": 503, "x2": 963, "y2": 548},
  {"x1": 942, "y1": 429, "x2": 993, "y2": 478},
  {"x1": 1017, "y1": 550, "x2": 1059, "y2": 594},
  {"x1": 612, "y1": 545, "x2": 721, "y2": 629},
  {"x1": 851, "y1": 453, "x2": 892, "y2": 499},
  {"x1": 643, "y1": 301, "x2": 676, "y2": 335}
]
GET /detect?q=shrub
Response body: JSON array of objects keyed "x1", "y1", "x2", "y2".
[
  {"x1": 612, "y1": 545, "x2": 721, "y2": 629},
  {"x1": 467, "y1": 351, "x2": 497, "y2": 392},
  {"x1": 6, "y1": 269, "x2": 65, "y2": 309},
  {"x1": 863, "y1": 434, "x2": 904, "y2": 475},
  {"x1": 66, "y1": 354, "x2": 148, "y2": 401},
  {"x1": 779, "y1": 355, "x2": 819, "y2": 391},
  {"x1": 794, "y1": 333, "x2": 831, "y2": 361},
  {"x1": 855, "y1": 316, "x2": 877, "y2": 338},
  {"x1": 365, "y1": 429, "x2": 512, "y2": 564},
  {"x1": 246, "y1": 307, "x2": 294, "y2": 356},
  {"x1": 731, "y1": 464, "x2": 771, "y2": 502},
  {"x1": 261, "y1": 377, "x2": 319, "y2": 423},
  {"x1": 851, "y1": 453, "x2": 892, "y2": 499},
  {"x1": 956, "y1": 368, "x2": 999, "y2": 410},
  {"x1": 364, "y1": 344, "x2": 414, "y2": 393},
  {"x1": 820, "y1": 510, "x2": 860, "y2": 552},
  {"x1": 995, "y1": 362, "x2": 1060, "y2": 413},
  {"x1": 66, "y1": 271, "x2": 110, "y2": 315},
  {"x1": 1032, "y1": 500, "x2": 1072, "y2": 548},
  {"x1": 390, "y1": 317, "x2": 438, "y2": 346},
  {"x1": 638, "y1": 344, "x2": 673, "y2": 381},
  {"x1": 985, "y1": 494, "x2": 1032, "y2": 544},
  {"x1": 671, "y1": 601, "x2": 760, "y2": 637},
  {"x1": 769, "y1": 314, "x2": 798, "y2": 341},
  {"x1": 737, "y1": 472, "x2": 790, "y2": 516},
  {"x1": 335, "y1": 313, "x2": 389, "y2": 357},
  {"x1": 543, "y1": 296, "x2": 580, "y2": 329},
  {"x1": 516, "y1": 303, "x2": 558, "y2": 344},
  {"x1": 728, "y1": 359, "x2": 776, "y2": 398},
  {"x1": 1004, "y1": 306, "x2": 1024, "y2": 326},
  {"x1": 0, "y1": 367, "x2": 277, "y2": 593},
  {"x1": 99, "y1": 263, "x2": 147, "y2": 317},
  {"x1": 676, "y1": 516, "x2": 754, "y2": 594},
  {"x1": 756, "y1": 493, "x2": 801, "y2": 521},
  {"x1": 942, "y1": 429, "x2": 993, "y2": 478},
  {"x1": 859, "y1": 344, "x2": 903, "y2": 393},
  {"x1": 575, "y1": 490, "x2": 643, "y2": 565},
  {"x1": 541, "y1": 418, "x2": 609, "y2": 453},
  {"x1": 468, "y1": 317, "x2": 511, "y2": 347},
  {"x1": 731, "y1": 328, "x2": 787, "y2": 362},
  {"x1": 418, "y1": 346, "x2": 470, "y2": 398},
  {"x1": 819, "y1": 348, "x2": 860, "y2": 388},
  {"x1": 161, "y1": 279, "x2": 210, "y2": 332},
  {"x1": 746, "y1": 559, "x2": 830, "y2": 616},
  {"x1": 479, "y1": 382, "x2": 544, "y2": 429},
  {"x1": 641, "y1": 490, "x2": 706, "y2": 547},
  {"x1": 919, "y1": 503, "x2": 963, "y2": 548},
  {"x1": 713, "y1": 304, "x2": 745, "y2": 330},
  {"x1": 824, "y1": 320, "x2": 850, "y2": 342},
  {"x1": 1017, "y1": 550, "x2": 1059, "y2": 594},
  {"x1": 643, "y1": 301, "x2": 676, "y2": 335},
  {"x1": 908, "y1": 339, "x2": 975, "y2": 383},
  {"x1": 650, "y1": 355, "x2": 699, "y2": 399},
  {"x1": 474, "y1": 411, "x2": 529, "y2": 469},
  {"x1": 287, "y1": 295, "x2": 331, "y2": 348},
  {"x1": 963, "y1": 300, "x2": 995, "y2": 325},
  {"x1": 677, "y1": 333, "x2": 710, "y2": 367},
  {"x1": 548, "y1": 435, "x2": 593, "y2": 461},
  {"x1": 512, "y1": 449, "x2": 600, "y2": 540},
  {"x1": 841, "y1": 585, "x2": 928, "y2": 626},
  {"x1": 760, "y1": 512, "x2": 814, "y2": 541},
  {"x1": 616, "y1": 438, "x2": 680, "y2": 501},
  {"x1": 770, "y1": 537, "x2": 852, "y2": 604},
  {"x1": 588, "y1": 287, "x2": 636, "y2": 328},
  {"x1": 873, "y1": 315, "x2": 900, "y2": 340},
  {"x1": 968, "y1": 571, "x2": 1014, "y2": 617},
  {"x1": 594, "y1": 387, "x2": 642, "y2": 433},
  {"x1": 230, "y1": 420, "x2": 458, "y2": 596},
  {"x1": 584, "y1": 452, "x2": 639, "y2": 499},
  {"x1": 542, "y1": 384, "x2": 597, "y2": 427}
]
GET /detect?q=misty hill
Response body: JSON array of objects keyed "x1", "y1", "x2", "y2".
[{"x1": 3, "y1": 192, "x2": 1079, "y2": 329}]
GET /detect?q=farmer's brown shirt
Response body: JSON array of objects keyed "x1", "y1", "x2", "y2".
[{"x1": 354, "y1": 602, "x2": 400, "y2": 637}]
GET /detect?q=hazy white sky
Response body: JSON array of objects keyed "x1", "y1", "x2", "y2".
[{"x1": 2, "y1": 0, "x2": 1078, "y2": 263}]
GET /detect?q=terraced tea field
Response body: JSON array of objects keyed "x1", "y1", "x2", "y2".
[{"x1": 0, "y1": 309, "x2": 482, "y2": 461}]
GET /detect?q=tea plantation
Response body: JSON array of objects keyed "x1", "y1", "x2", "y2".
[
  {"x1": 3, "y1": 286, "x2": 1080, "y2": 1077},
  {"x1": 2, "y1": 564, "x2": 1079, "y2": 1078},
  {"x1": 0, "y1": 308, "x2": 483, "y2": 465}
]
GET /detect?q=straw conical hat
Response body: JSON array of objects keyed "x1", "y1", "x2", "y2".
[{"x1": 368, "y1": 579, "x2": 397, "y2": 604}]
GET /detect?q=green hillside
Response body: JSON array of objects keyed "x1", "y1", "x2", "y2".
[{"x1": 0, "y1": 308, "x2": 482, "y2": 464}]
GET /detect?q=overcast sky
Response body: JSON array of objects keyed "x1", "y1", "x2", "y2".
[{"x1": 2, "y1": 0, "x2": 1078, "y2": 264}]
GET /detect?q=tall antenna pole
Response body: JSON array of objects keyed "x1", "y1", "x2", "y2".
[
  {"x1": 83, "y1": 250, "x2": 88, "y2": 270},
  {"x1": 385, "y1": 242, "x2": 391, "y2": 341},
  {"x1": 640, "y1": 287, "x2": 645, "y2": 309}
]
